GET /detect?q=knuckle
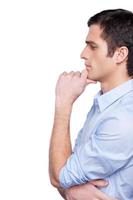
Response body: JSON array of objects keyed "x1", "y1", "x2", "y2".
[
  {"x1": 59, "y1": 72, "x2": 67, "y2": 79},
  {"x1": 69, "y1": 71, "x2": 74, "y2": 76},
  {"x1": 62, "y1": 71, "x2": 67, "y2": 75},
  {"x1": 75, "y1": 72, "x2": 81, "y2": 78}
]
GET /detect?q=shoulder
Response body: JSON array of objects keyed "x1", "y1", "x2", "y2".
[
  {"x1": 121, "y1": 91, "x2": 133, "y2": 112},
  {"x1": 109, "y1": 91, "x2": 133, "y2": 123},
  {"x1": 96, "y1": 92, "x2": 133, "y2": 139}
]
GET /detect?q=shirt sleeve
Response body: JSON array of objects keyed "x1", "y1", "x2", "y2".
[{"x1": 59, "y1": 116, "x2": 133, "y2": 188}]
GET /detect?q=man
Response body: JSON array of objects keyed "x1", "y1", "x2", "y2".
[{"x1": 49, "y1": 9, "x2": 133, "y2": 199}]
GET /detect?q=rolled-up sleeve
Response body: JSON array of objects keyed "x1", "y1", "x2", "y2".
[{"x1": 59, "y1": 116, "x2": 133, "y2": 188}]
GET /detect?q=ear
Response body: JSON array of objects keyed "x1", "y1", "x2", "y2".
[{"x1": 114, "y1": 46, "x2": 128, "y2": 64}]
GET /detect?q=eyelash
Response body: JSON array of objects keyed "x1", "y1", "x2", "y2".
[
  {"x1": 86, "y1": 44, "x2": 97, "y2": 50},
  {"x1": 89, "y1": 45, "x2": 97, "y2": 50},
  {"x1": 90, "y1": 46, "x2": 96, "y2": 49}
]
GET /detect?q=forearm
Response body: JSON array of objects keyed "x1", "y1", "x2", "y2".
[
  {"x1": 57, "y1": 187, "x2": 67, "y2": 199},
  {"x1": 49, "y1": 103, "x2": 73, "y2": 188},
  {"x1": 49, "y1": 70, "x2": 90, "y2": 188}
]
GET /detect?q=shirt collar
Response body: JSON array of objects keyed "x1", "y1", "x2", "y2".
[{"x1": 94, "y1": 79, "x2": 133, "y2": 112}]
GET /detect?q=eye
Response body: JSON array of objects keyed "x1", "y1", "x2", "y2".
[
  {"x1": 85, "y1": 42, "x2": 98, "y2": 50},
  {"x1": 90, "y1": 45, "x2": 97, "y2": 50}
]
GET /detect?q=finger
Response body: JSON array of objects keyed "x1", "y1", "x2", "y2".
[
  {"x1": 90, "y1": 179, "x2": 108, "y2": 187},
  {"x1": 86, "y1": 184, "x2": 117, "y2": 200},
  {"x1": 102, "y1": 196, "x2": 119, "y2": 200},
  {"x1": 73, "y1": 71, "x2": 81, "y2": 77},
  {"x1": 69, "y1": 71, "x2": 74, "y2": 75},
  {"x1": 81, "y1": 69, "x2": 88, "y2": 80},
  {"x1": 66, "y1": 71, "x2": 75, "y2": 77},
  {"x1": 96, "y1": 189, "x2": 118, "y2": 200},
  {"x1": 86, "y1": 79, "x2": 97, "y2": 84},
  {"x1": 81, "y1": 69, "x2": 97, "y2": 84},
  {"x1": 60, "y1": 71, "x2": 68, "y2": 76}
]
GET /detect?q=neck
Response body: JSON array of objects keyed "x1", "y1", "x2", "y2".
[{"x1": 101, "y1": 75, "x2": 132, "y2": 94}]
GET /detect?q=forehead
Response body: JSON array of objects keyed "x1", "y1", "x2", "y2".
[{"x1": 86, "y1": 24, "x2": 106, "y2": 44}]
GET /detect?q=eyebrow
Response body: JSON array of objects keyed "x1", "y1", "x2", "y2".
[{"x1": 85, "y1": 40, "x2": 98, "y2": 46}]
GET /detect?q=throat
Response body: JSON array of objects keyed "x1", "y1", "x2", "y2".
[{"x1": 101, "y1": 77, "x2": 132, "y2": 94}]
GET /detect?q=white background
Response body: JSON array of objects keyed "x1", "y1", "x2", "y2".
[{"x1": 0, "y1": 0, "x2": 132, "y2": 199}]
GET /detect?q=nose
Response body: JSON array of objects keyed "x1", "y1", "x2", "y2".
[{"x1": 80, "y1": 46, "x2": 87, "y2": 60}]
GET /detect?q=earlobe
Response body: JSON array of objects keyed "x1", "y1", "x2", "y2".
[{"x1": 115, "y1": 46, "x2": 128, "y2": 64}]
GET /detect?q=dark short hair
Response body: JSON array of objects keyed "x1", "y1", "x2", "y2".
[{"x1": 88, "y1": 9, "x2": 133, "y2": 77}]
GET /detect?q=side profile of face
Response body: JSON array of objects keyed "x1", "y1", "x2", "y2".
[{"x1": 81, "y1": 24, "x2": 117, "y2": 83}]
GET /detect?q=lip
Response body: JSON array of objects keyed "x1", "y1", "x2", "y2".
[{"x1": 85, "y1": 64, "x2": 92, "y2": 69}]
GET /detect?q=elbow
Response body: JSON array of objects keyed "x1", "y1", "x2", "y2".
[
  {"x1": 50, "y1": 176, "x2": 60, "y2": 188},
  {"x1": 49, "y1": 168, "x2": 61, "y2": 188},
  {"x1": 49, "y1": 165, "x2": 62, "y2": 188}
]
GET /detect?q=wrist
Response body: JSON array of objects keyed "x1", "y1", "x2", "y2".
[
  {"x1": 56, "y1": 95, "x2": 74, "y2": 104},
  {"x1": 55, "y1": 103, "x2": 72, "y2": 118},
  {"x1": 55, "y1": 97, "x2": 73, "y2": 111}
]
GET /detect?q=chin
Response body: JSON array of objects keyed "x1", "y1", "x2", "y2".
[{"x1": 87, "y1": 75, "x2": 97, "y2": 82}]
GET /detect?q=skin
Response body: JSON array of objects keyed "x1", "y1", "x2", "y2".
[
  {"x1": 81, "y1": 25, "x2": 130, "y2": 93},
  {"x1": 49, "y1": 24, "x2": 131, "y2": 199},
  {"x1": 58, "y1": 180, "x2": 116, "y2": 200}
]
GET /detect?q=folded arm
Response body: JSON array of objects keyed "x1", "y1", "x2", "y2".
[{"x1": 58, "y1": 180, "x2": 117, "y2": 200}]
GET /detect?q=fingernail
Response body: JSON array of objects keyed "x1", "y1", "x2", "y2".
[{"x1": 104, "y1": 181, "x2": 108, "y2": 186}]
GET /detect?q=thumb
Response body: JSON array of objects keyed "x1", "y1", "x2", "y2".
[
  {"x1": 81, "y1": 69, "x2": 88, "y2": 81},
  {"x1": 86, "y1": 78, "x2": 97, "y2": 85},
  {"x1": 90, "y1": 179, "x2": 108, "y2": 188},
  {"x1": 81, "y1": 69, "x2": 97, "y2": 85}
]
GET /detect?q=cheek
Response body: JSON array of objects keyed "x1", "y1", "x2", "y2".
[
  {"x1": 92, "y1": 57, "x2": 113, "y2": 76},
  {"x1": 92, "y1": 54, "x2": 106, "y2": 69},
  {"x1": 94, "y1": 52, "x2": 112, "y2": 66}
]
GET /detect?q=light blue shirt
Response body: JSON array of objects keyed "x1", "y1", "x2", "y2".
[{"x1": 59, "y1": 79, "x2": 133, "y2": 200}]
